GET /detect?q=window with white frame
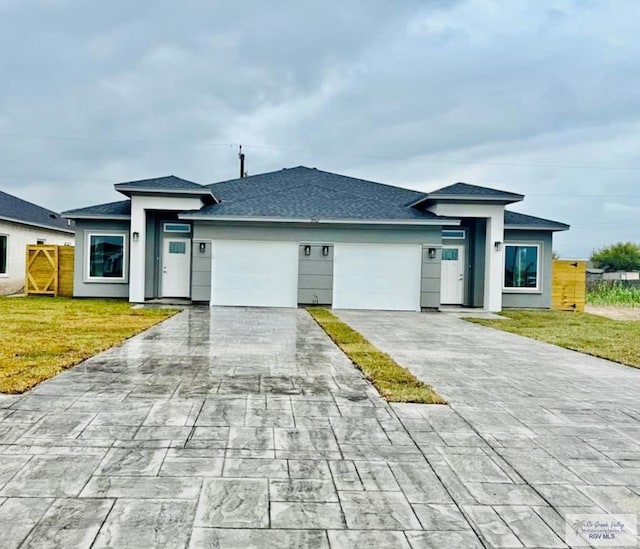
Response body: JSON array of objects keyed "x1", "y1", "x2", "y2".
[
  {"x1": 0, "y1": 235, "x2": 7, "y2": 274},
  {"x1": 504, "y1": 243, "x2": 540, "y2": 290},
  {"x1": 87, "y1": 233, "x2": 126, "y2": 281}
]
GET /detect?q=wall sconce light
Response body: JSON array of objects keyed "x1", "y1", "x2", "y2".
[
  {"x1": 304, "y1": 245, "x2": 311, "y2": 256},
  {"x1": 428, "y1": 247, "x2": 437, "y2": 259},
  {"x1": 322, "y1": 245, "x2": 329, "y2": 256},
  {"x1": 199, "y1": 242, "x2": 206, "y2": 253},
  {"x1": 494, "y1": 241, "x2": 502, "y2": 251},
  {"x1": 132, "y1": 231, "x2": 139, "y2": 242}
]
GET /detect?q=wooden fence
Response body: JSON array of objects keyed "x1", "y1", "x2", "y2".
[
  {"x1": 25, "y1": 245, "x2": 74, "y2": 297},
  {"x1": 552, "y1": 259, "x2": 586, "y2": 312}
]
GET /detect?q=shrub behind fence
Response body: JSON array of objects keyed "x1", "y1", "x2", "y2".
[
  {"x1": 587, "y1": 279, "x2": 640, "y2": 291},
  {"x1": 586, "y1": 279, "x2": 640, "y2": 307}
]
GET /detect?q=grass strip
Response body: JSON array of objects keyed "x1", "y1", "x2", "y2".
[
  {"x1": 467, "y1": 309, "x2": 640, "y2": 370},
  {"x1": 307, "y1": 307, "x2": 446, "y2": 404},
  {"x1": 0, "y1": 297, "x2": 178, "y2": 393}
]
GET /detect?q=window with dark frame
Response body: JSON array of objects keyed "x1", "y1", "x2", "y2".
[
  {"x1": 0, "y1": 235, "x2": 7, "y2": 274},
  {"x1": 504, "y1": 244, "x2": 539, "y2": 289},
  {"x1": 89, "y1": 234, "x2": 125, "y2": 279}
]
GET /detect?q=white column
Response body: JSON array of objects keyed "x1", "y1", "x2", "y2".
[
  {"x1": 484, "y1": 213, "x2": 504, "y2": 312},
  {"x1": 129, "y1": 201, "x2": 146, "y2": 303}
]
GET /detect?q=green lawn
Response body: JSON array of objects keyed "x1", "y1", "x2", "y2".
[
  {"x1": 0, "y1": 297, "x2": 177, "y2": 393},
  {"x1": 467, "y1": 309, "x2": 640, "y2": 369},
  {"x1": 307, "y1": 307, "x2": 446, "y2": 404}
]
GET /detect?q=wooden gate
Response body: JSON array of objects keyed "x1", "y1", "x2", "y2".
[
  {"x1": 25, "y1": 245, "x2": 74, "y2": 297},
  {"x1": 552, "y1": 259, "x2": 586, "y2": 312}
]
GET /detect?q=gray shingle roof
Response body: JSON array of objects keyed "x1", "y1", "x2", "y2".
[
  {"x1": 185, "y1": 166, "x2": 441, "y2": 222},
  {"x1": 0, "y1": 189, "x2": 74, "y2": 232},
  {"x1": 505, "y1": 210, "x2": 569, "y2": 231},
  {"x1": 427, "y1": 182, "x2": 524, "y2": 201},
  {"x1": 62, "y1": 200, "x2": 131, "y2": 219},
  {"x1": 114, "y1": 175, "x2": 203, "y2": 191},
  {"x1": 114, "y1": 175, "x2": 217, "y2": 205},
  {"x1": 62, "y1": 168, "x2": 566, "y2": 229}
]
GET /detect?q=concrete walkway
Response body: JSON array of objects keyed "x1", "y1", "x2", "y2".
[{"x1": 337, "y1": 310, "x2": 640, "y2": 548}]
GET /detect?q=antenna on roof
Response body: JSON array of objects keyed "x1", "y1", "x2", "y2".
[{"x1": 239, "y1": 145, "x2": 247, "y2": 178}]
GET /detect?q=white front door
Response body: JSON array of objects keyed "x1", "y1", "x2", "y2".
[
  {"x1": 332, "y1": 243, "x2": 422, "y2": 311},
  {"x1": 162, "y1": 237, "x2": 191, "y2": 297},
  {"x1": 440, "y1": 245, "x2": 465, "y2": 305}
]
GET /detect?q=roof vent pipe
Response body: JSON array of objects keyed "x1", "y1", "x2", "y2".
[{"x1": 239, "y1": 145, "x2": 247, "y2": 178}]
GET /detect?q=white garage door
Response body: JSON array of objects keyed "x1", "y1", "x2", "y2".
[
  {"x1": 211, "y1": 240, "x2": 298, "y2": 307},
  {"x1": 333, "y1": 243, "x2": 422, "y2": 311}
]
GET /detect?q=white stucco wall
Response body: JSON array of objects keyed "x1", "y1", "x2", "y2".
[
  {"x1": 426, "y1": 202, "x2": 505, "y2": 312},
  {"x1": 129, "y1": 195, "x2": 204, "y2": 302},
  {"x1": 0, "y1": 220, "x2": 75, "y2": 295}
]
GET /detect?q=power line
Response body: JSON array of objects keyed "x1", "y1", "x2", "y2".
[
  {"x1": 0, "y1": 133, "x2": 236, "y2": 148},
  {"x1": 1, "y1": 174, "x2": 640, "y2": 200},
  {"x1": 526, "y1": 193, "x2": 640, "y2": 198},
  {"x1": 570, "y1": 223, "x2": 640, "y2": 228},
  {"x1": 1, "y1": 132, "x2": 640, "y2": 171}
]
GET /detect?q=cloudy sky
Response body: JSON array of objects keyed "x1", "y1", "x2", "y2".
[{"x1": 1, "y1": 0, "x2": 638, "y2": 258}]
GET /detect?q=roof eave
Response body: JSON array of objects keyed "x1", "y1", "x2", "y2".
[
  {"x1": 115, "y1": 187, "x2": 219, "y2": 204},
  {"x1": 61, "y1": 213, "x2": 131, "y2": 221},
  {"x1": 434, "y1": 194, "x2": 523, "y2": 202},
  {"x1": 0, "y1": 215, "x2": 75, "y2": 234},
  {"x1": 410, "y1": 195, "x2": 524, "y2": 208},
  {"x1": 178, "y1": 214, "x2": 459, "y2": 226},
  {"x1": 505, "y1": 223, "x2": 570, "y2": 232}
]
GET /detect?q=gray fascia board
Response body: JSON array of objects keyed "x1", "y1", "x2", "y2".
[
  {"x1": 409, "y1": 194, "x2": 524, "y2": 208},
  {"x1": 178, "y1": 214, "x2": 459, "y2": 226},
  {"x1": 0, "y1": 215, "x2": 75, "y2": 234},
  {"x1": 505, "y1": 223, "x2": 570, "y2": 232},
  {"x1": 61, "y1": 213, "x2": 131, "y2": 221},
  {"x1": 115, "y1": 186, "x2": 219, "y2": 203},
  {"x1": 433, "y1": 193, "x2": 524, "y2": 201}
]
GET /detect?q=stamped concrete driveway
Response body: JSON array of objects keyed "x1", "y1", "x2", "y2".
[
  {"x1": 1, "y1": 307, "x2": 639, "y2": 548},
  {"x1": 338, "y1": 310, "x2": 640, "y2": 548},
  {"x1": 1, "y1": 307, "x2": 480, "y2": 549}
]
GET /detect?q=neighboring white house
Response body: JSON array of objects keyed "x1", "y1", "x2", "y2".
[
  {"x1": 602, "y1": 271, "x2": 640, "y2": 281},
  {"x1": 0, "y1": 190, "x2": 75, "y2": 295}
]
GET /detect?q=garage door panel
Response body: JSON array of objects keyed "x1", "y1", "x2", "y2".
[
  {"x1": 333, "y1": 243, "x2": 421, "y2": 311},
  {"x1": 211, "y1": 241, "x2": 298, "y2": 308}
]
